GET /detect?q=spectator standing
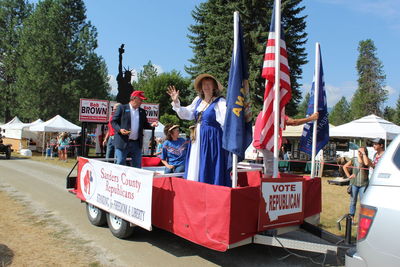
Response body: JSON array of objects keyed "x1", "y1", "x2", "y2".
[
  {"x1": 154, "y1": 137, "x2": 163, "y2": 157},
  {"x1": 73, "y1": 132, "x2": 82, "y2": 157},
  {"x1": 57, "y1": 132, "x2": 70, "y2": 162},
  {"x1": 367, "y1": 137, "x2": 385, "y2": 168},
  {"x1": 49, "y1": 134, "x2": 58, "y2": 158},
  {"x1": 103, "y1": 103, "x2": 121, "y2": 161},
  {"x1": 147, "y1": 136, "x2": 157, "y2": 155},
  {"x1": 343, "y1": 147, "x2": 370, "y2": 222}
]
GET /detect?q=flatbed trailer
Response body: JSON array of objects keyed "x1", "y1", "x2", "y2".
[{"x1": 66, "y1": 157, "x2": 353, "y2": 261}]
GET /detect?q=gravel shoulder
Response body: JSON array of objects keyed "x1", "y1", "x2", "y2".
[{"x1": 0, "y1": 188, "x2": 107, "y2": 266}]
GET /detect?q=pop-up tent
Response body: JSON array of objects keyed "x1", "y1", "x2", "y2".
[
  {"x1": 0, "y1": 117, "x2": 36, "y2": 151},
  {"x1": 29, "y1": 115, "x2": 81, "y2": 153},
  {"x1": 29, "y1": 115, "x2": 80, "y2": 133},
  {"x1": 2, "y1": 119, "x2": 43, "y2": 138},
  {"x1": 2, "y1": 119, "x2": 43, "y2": 147},
  {"x1": 330, "y1": 114, "x2": 400, "y2": 142},
  {"x1": 0, "y1": 116, "x2": 22, "y2": 129}
]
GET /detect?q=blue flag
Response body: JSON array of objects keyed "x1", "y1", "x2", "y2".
[
  {"x1": 222, "y1": 12, "x2": 252, "y2": 160},
  {"x1": 299, "y1": 46, "x2": 329, "y2": 155}
]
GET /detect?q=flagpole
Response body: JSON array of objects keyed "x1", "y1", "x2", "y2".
[
  {"x1": 273, "y1": 0, "x2": 281, "y2": 178},
  {"x1": 311, "y1": 42, "x2": 320, "y2": 178},
  {"x1": 232, "y1": 154, "x2": 238, "y2": 188},
  {"x1": 231, "y1": 11, "x2": 239, "y2": 188}
]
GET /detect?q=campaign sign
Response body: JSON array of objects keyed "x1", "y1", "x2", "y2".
[
  {"x1": 258, "y1": 178, "x2": 304, "y2": 230},
  {"x1": 141, "y1": 103, "x2": 159, "y2": 123},
  {"x1": 77, "y1": 157, "x2": 154, "y2": 231},
  {"x1": 79, "y1": 99, "x2": 109, "y2": 123}
]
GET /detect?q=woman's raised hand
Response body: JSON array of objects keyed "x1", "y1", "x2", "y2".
[{"x1": 167, "y1": 85, "x2": 179, "y2": 103}]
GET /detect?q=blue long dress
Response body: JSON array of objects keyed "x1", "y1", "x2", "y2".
[{"x1": 184, "y1": 97, "x2": 231, "y2": 186}]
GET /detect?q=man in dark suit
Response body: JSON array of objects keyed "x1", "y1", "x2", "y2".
[{"x1": 112, "y1": 91, "x2": 157, "y2": 167}]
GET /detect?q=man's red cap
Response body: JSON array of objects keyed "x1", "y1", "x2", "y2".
[{"x1": 130, "y1": 90, "x2": 147, "y2": 100}]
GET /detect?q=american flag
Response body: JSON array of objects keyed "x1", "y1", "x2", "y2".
[{"x1": 253, "y1": 6, "x2": 292, "y2": 152}]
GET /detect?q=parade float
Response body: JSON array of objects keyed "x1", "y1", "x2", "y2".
[{"x1": 67, "y1": 1, "x2": 353, "y2": 259}]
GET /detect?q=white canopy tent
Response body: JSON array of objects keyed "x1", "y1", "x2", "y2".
[
  {"x1": 29, "y1": 115, "x2": 81, "y2": 153},
  {"x1": 0, "y1": 116, "x2": 22, "y2": 130},
  {"x1": 29, "y1": 115, "x2": 80, "y2": 133},
  {"x1": 2, "y1": 119, "x2": 43, "y2": 139},
  {"x1": 0, "y1": 117, "x2": 43, "y2": 151},
  {"x1": 330, "y1": 114, "x2": 400, "y2": 143}
]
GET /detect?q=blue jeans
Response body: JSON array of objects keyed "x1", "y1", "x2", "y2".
[
  {"x1": 164, "y1": 164, "x2": 185, "y2": 174},
  {"x1": 349, "y1": 185, "x2": 366, "y2": 216},
  {"x1": 115, "y1": 140, "x2": 142, "y2": 168},
  {"x1": 105, "y1": 136, "x2": 115, "y2": 160}
]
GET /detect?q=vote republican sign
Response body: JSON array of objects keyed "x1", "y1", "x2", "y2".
[
  {"x1": 79, "y1": 99, "x2": 109, "y2": 123},
  {"x1": 258, "y1": 177, "x2": 305, "y2": 230}
]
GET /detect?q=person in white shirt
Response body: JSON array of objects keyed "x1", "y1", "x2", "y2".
[
  {"x1": 167, "y1": 73, "x2": 230, "y2": 186},
  {"x1": 112, "y1": 91, "x2": 157, "y2": 167}
]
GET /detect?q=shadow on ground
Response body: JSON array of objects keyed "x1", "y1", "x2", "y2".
[
  {"x1": 118, "y1": 226, "x2": 344, "y2": 267},
  {"x1": 0, "y1": 244, "x2": 14, "y2": 266}
]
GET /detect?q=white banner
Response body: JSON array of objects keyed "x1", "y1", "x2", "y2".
[
  {"x1": 262, "y1": 181, "x2": 302, "y2": 221},
  {"x1": 79, "y1": 158, "x2": 154, "y2": 230},
  {"x1": 79, "y1": 99, "x2": 109, "y2": 123}
]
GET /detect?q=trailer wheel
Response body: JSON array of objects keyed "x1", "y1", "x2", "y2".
[
  {"x1": 106, "y1": 213, "x2": 134, "y2": 239},
  {"x1": 86, "y1": 203, "x2": 107, "y2": 226}
]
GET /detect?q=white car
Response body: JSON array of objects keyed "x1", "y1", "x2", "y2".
[{"x1": 345, "y1": 135, "x2": 400, "y2": 266}]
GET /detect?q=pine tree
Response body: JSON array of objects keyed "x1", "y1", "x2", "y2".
[
  {"x1": 329, "y1": 97, "x2": 350, "y2": 126},
  {"x1": 0, "y1": 0, "x2": 32, "y2": 122},
  {"x1": 186, "y1": 0, "x2": 307, "y2": 117},
  {"x1": 383, "y1": 106, "x2": 396, "y2": 122},
  {"x1": 15, "y1": 0, "x2": 109, "y2": 122},
  {"x1": 137, "y1": 60, "x2": 158, "y2": 82},
  {"x1": 350, "y1": 39, "x2": 387, "y2": 119},
  {"x1": 394, "y1": 95, "x2": 400, "y2": 125}
]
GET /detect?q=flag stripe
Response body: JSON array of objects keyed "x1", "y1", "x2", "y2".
[{"x1": 253, "y1": 6, "x2": 292, "y2": 152}]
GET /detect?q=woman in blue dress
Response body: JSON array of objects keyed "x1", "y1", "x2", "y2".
[{"x1": 167, "y1": 74, "x2": 230, "y2": 186}]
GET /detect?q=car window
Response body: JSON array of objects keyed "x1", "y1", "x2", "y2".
[{"x1": 392, "y1": 145, "x2": 400, "y2": 169}]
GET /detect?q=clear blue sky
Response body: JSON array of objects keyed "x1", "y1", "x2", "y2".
[{"x1": 84, "y1": 0, "x2": 400, "y2": 108}]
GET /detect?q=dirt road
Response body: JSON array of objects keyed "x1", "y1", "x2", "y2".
[{"x1": 0, "y1": 158, "x2": 338, "y2": 266}]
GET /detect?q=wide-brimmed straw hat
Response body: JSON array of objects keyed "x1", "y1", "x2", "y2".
[
  {"x1": 168, "y1": 125, "x2": 180, "y2": 132},
  {"x1": 164, "y1": 124, "x2": 180, "y2": 139},
  {"x1": 193, "y1": 73, "x2": 224, "y2": 93}
]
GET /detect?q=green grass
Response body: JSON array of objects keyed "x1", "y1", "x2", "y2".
[
  {"x1": 12, "y1": 151, "x2": 78, "y2": 169},
  {"x1": 320, "y1": 177, "x2": 359, "y2": 238}
]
